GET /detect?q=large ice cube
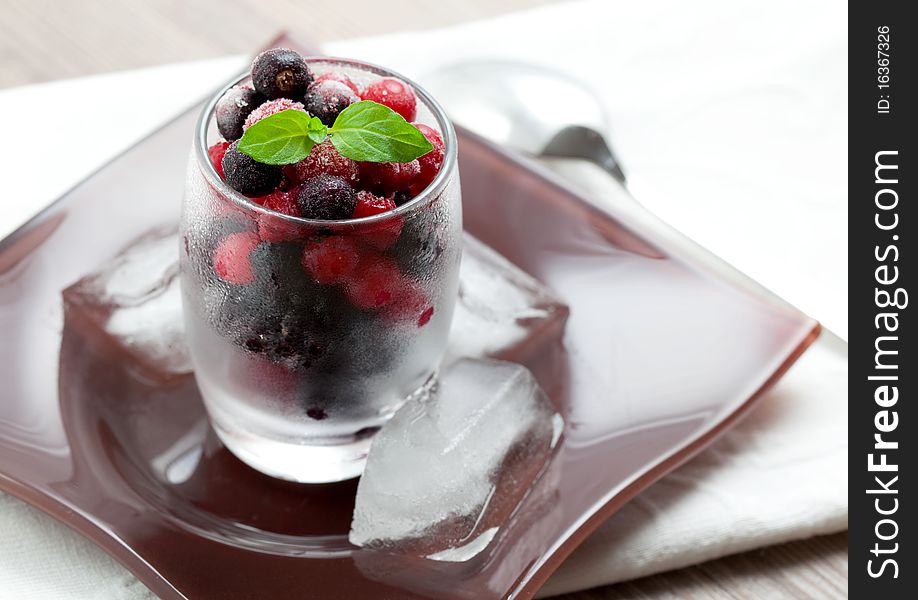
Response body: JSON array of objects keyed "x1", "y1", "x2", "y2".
[
  {"x1": 448, "y1": 235, "x2": 568, "y2": 363},
  {"x1": 349, "y1": 358, "x2": 563, "y2": 560},
  {"x1": 63, "y1": 227, "x2": 191, "y2": 380}
]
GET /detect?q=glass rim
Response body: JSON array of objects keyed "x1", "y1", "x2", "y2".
[{"x1": 194, "y1": 55, "x2": 458, "y2": 227}]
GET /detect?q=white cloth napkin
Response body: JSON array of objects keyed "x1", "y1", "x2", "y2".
[{"x1": 0, "y1": 1, "x2": 847, "y2": 597}]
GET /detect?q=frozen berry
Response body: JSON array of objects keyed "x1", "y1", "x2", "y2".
[
  {"x1": 213, "y1": 231, "x2": 260, "y2": 285},
  {"x1": 389, "y1": 189, "x2": 413, "y2": 206},
  {"x1": 251, "y1": 48, "x2": 314, "y2": 100},
  {"x1": 215, "y1": 85, "x2": 265, "y2": 140},
  {"x1": 256, "y1": 189, "x2": 310, "y2": 242},
  {"x1": 387, "y1": 218, "x2": 443, "y2": 280},
  {"x1": 259, "y1": 189, "x2": 300, "y2": 216},
  {"x1": 297, "y1": 175, "x2": 357, "y2": 220},
  {"x1": 222, "y1": 141, "x2": 283, "y2": 196},
  {"x1": 344, "y1": 258, "x2": 402, "y2": 309},
  {"x1": 410, "y1": 123, "x2": 445, "y2": 194},
  {"x1": 242, "y1": 312, "x2": 314, "y2": 365},
  {"x1": 358, "y1": 160, "x2": 420, "y2": 195},
  {"x1": 361, "y1": 77, "x2": 417, "y2": 121},
  {"x1": 304, "y1": 80, "x2": 358, "y2": 126},
  {"x1": 208, "y1": 141, "x2": 231, "y2": 178},
  {"x1": 353, "y1": 190, "x2": 396, "y2": 218},
  {"x1": 315, "y1": 71, "x2": 360, "y2": 95},
  {"x1": 302, "y1": 236, "x2": 362, "y2": 284},
  {"x1": 244, "y1": 98, "x2": 306, "y2": 130},
  {"x1": 286, "y1": 139, "x2": 358, "y2": 185},
  {"x1": 353, "y1": 191, "x2": 402, "y2": 249},
  {"x1": 384, "y1": 283, "x2": 432, "y2": 325}
]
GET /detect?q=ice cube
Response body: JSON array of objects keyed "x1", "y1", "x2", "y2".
[
  {"x1": 448, "y1": 234, "x2": 568, "y2": 363},
  {"x1": 63, "y1": 227, "x2": 191, "y2": 381},
  {"x1": 349, "y1": 358, "x2": 563, "y2": 560}
]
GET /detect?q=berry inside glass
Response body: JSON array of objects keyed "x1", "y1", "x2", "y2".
[{"x1": 181, "y1": 50, "x2": 460, "y2": 483}]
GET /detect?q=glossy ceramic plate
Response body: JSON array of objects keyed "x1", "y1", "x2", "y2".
[{"x1": 0, "y1": 36, "x2": 818, "y2": 599}]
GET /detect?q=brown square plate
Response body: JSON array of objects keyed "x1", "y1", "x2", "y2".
[{"x1": 0, "y1": 37, "x2": 818, "y2": 600}]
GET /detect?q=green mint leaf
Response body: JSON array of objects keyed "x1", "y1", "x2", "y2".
[
  {"x1": 307, "y1": 117, "x2": 328, "y2": 145},
  {"x1": 238, "y1": 110, "x2": 327, "y2": 165},
  {"x1": 328, "y1": 100, "x2": 433, "y2": 163}
]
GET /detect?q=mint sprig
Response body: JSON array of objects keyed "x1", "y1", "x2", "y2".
[
  {"x1": 237, "y1": 111, "x2": 327, "y2": 165},
  {"x1": 237, "y1": 100, "x2": 433, "y2": 165},
  {"x1": 328, "y1": 101, "x2": 433, "y2": 162}
]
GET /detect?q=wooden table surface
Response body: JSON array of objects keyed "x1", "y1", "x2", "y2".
[{"x1": 0, "y1": 1, "x2": 847, "y2": 598}]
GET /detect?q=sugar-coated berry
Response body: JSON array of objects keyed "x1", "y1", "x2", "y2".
[
  {"x1": 244, "y1": 98, "x2": 306, "y2": 130},
  {"x1": 259, "y1": 189, "x2": 300, "y2": 216},
  {"x1": 353, "y1": 192, "x2": 403, "y2": 249},
  {"x1": 251, "y1": 48, "x2": 314, "y2": 100},
  {"x1": 222, "y1": 141, "x2": 283, "y2": 196},
  {"x1": 353, "y1": 191, "x2": 402, "y2": 249},
  {"x1": 301, "y1": 236, "x2": 363, "y2": 284},
  {"x1": 361, "y1": 77, "x2": 417, "y2": 121},
  {"x1": 215, "y1": 85, "x2": 265, "y2": 140},
  {"x1": 410, "y1": 123, "x2": 445, "y2": 194},
  {"x1": 208, "y1": 141, "x2": 231, "y2": 178},
  {"x1": 304, "y1": 80, "x2": 358, "y2": 126},
  {"x1": 256, "y1": 188, "x2": 310, "y2": 242},
  {"x1": 287, "y1": 139, "x2": 358, "y2": 185},
  {"x1": 297, "y1": 175, "x2": 357, "y2": 220},
  {"x1": 213, "y1": 231, "x2": 261, "y2": 285},
  {"x1": 358, "y1": 160, "x2": 420, "y2": 195},
  {"x1": 353, "y1": 190, "x2": 396, "y2": 218},
  {"x1": 314, "y1": 71, "x2": 360, "y2": 95}
]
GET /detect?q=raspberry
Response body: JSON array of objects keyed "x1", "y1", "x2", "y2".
[
  {"x1": 301, "y1": 236, "x2": 363, "y2": 284},
  {"x1": 315, "y1": 71, "x2": 360, "y2": 95},
  {"x1": 358, "y1": 159, "x2": 420, "y2": 195},
  {"x1": 344, "y1": 258, "x2": 402, "y2": 309},
  {"x1": 215, "y1": 85, "x2": 265, "y2": 140},
  {"x1": 251, "y1": 48, "x2": 314, "y2": 100},
  {"x1": 208, "y1": 141, "x2": 231, "y2": 178},
  {"x1": 353, "y1": 191, "x2": 402, "y2": 249},
  {"x1": 213, "y1": 231, "x2": 261, "y2": 285},
  {"x1": 304, "y1": 80, "x2": 358, "y2": 126},
  {"x1": 353, "y1": 190, "x2": 396, "y2": 218},
  {"x1": 221, "y1": 141, "x2": 283, "y2": 196},
  {"x1": 297, "y1": 175, "x2": 358, "y2": 220},
  {"x1": 256, "y1": 189, "x2": 310, "y2": 242},
  {"x1": 384, "y1": 283, "x2": 432, "y2": 325},
  {"x1": 410, "y1": 123, "x2": 445, "y2": 195},
  {"x1": 259, "y1": 189, "x2": 300, "y2": 216},
  {"x1": 244, "y1": 98, "x2": 307, "y2": 130},
  {"x1": 361, "y1": 77, "x2": 417, "y2": 121},
  {"x1": 287, "y1": 139, "x2": 358, "y2": 185}
]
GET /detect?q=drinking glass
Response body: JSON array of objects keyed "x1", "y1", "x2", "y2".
[{"x1": 180, "y1": 58, "x2": 461, "y2": 483}]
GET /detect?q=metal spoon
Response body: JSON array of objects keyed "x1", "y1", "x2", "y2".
[{"x1": 421, "y1": 60, "x2": 627, "y2": 184}]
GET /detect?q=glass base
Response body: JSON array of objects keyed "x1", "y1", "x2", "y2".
[
  {"x1": 211, "y1": 416, "x2": 377, "y2": 483},
  {"x1": 201, "y1": 374, "x2": 439, "y2": 483}
]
